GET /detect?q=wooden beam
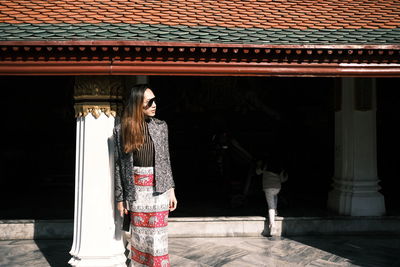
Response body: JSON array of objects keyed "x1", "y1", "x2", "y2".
[{"x1": 0, "y1": 60, "x2": 399, "y2": 77}]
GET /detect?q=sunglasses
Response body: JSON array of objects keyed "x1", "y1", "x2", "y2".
[{"x1": 144, "y1": 97, "x2": 156, "y2": 109}]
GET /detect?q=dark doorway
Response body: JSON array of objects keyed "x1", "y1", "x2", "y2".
[
  {"x1": 1, "y1": 76, "x2": 397, "y2": 220},
  {"x1": 0, "y1": 76, "x2": 75, "y2": 219},
  {"x1": 150, "y1": 76, "x2": 335, "y2": 217},
  {"x1": 377, "y1": 78, "x2": 400, "y2": 216}
]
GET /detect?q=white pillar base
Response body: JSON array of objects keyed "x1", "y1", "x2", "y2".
[
  {"x1": 69, "y1": 113, "x2": 126, "y2": 267},
  {"x1": 69, "y1": 255, "x2": 127, "y2": 267},
  {"x1": 328, "y1": 180, "x2": 385, "y2": 216}
]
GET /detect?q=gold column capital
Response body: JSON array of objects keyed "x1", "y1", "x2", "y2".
[{"x1": 73, "y1": 76, "x2": 123, "y2": 118}]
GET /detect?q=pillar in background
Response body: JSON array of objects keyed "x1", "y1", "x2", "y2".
[
  {"x1": 328, "y1": 78, "x2": 385, "y2": 216},
  {"x1": 69, "y1": 76, "x2": 126, "y2": 266}
]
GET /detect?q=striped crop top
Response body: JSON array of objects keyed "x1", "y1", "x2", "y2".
[{"x1": 133, "y1": 122, "x2": 155, "y2": 167}]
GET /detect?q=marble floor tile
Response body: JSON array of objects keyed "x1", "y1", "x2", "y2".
[
  {"x1": 306, "y1": 259, "x2": 352, "y2": 267},
  {"x1": 221, "y1": 253, "x2": 301, "y2": 267},
  {"x1": 171, "y1": 241, "x2": 250, "y2": 267},
  {"x1": 1, "y1": 235, "x2": 400, "y2": 267},
  {"x1": 0, "y1": 240, "x2": 58, "y2": 267},
  {"x1": 170, "y1": 254, "x2": 212, "y2": 267}
]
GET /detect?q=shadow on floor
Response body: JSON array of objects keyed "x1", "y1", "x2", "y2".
[
  {"x1": 34, "y1": 239, "x2": 72, "y2": 267},
  {"x1": 289, "y1": 235, "x2": 400, "y2": 267}
]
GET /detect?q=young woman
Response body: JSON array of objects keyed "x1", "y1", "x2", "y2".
[
  {"x1": 113, "y1": 84, "x2": 177, "y2": 267},
  {"x1": 256, "y1": 156, "x2": 288, "y2": 236}
]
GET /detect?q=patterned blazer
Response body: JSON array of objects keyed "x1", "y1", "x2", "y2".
[{"x1": 113, "y1": 117, "x2": 175, "y2": 203}]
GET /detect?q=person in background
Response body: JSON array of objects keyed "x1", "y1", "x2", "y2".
[
  {"x1": 113, "y1": 84, "x2": 177, "y2": 267},
  {"x1": 256, "y1": 156, "x2": 288, "y2": 236}
]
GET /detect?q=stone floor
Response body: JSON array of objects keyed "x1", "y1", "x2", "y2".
[{"x1": 1, "y1": 235, "x2": 400, "y2": 267}]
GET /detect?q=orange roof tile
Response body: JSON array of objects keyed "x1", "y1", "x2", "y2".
[
  {"x1": 0, "y1": 0, "x2": 399, "y2": 45},
  {"x1": 0, "y1": 0, "x2": 398, "y2": 29}
]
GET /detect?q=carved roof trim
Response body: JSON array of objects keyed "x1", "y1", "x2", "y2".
[{"x1": 1, "y1": 40, "x2": 400, "y2": 50}]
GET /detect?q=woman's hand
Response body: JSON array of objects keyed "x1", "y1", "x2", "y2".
[
  {"x1": 117, "y1": 201, "x2": 128, "y2": 217},
  {"x1": 169, "y1": 188, "x2": 177, "y2": 212}
]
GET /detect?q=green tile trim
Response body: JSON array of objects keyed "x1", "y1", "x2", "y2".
[{"x1": 0, "y1": 23, "x2": 399, "y2": 45}]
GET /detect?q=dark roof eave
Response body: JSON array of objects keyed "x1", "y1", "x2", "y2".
[
  {"x1": 1, "y1": 60, "x2": 400, "y2": 77},
  {"x1": 0, "y1": 40, "x2": 399, "y2": 50}
]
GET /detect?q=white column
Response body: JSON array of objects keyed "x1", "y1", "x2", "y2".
[
  {"x1": 69, "y1": 76, "x2": 125, "y2": 266},
  {"x1": 328, "y1": 78, "x2": 385, "y2": 216},
  {"x1": 69, "y1": 112, "x2": 125, "y2": 267}
]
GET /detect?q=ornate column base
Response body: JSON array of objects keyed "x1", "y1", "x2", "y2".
[
  {"x1": 328, "y1": 179, "x2": 385, "y2": 216},
  {"x1": 69, "y1": 255, "x2": 127, "y2": 267}
]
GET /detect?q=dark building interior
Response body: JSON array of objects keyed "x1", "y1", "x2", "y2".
[
  {"x1": 0, "y1": 76, "x2": 398, "y2": 220},
  {"x1": 151, "y1": 76, "x2": 335, "y2": 217}
]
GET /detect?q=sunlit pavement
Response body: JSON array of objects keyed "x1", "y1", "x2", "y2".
[{"x1": 1, "y1": 235, "x2": 400, "y2": 267}]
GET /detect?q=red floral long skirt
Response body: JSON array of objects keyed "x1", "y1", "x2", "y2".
[{"x1": 128, "y1": 166, "x2": 170, "y2": 267}]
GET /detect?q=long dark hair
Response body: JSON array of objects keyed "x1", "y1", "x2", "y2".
[{"x1": 121, "y1": 84, "x2": 149, "y2": 153}]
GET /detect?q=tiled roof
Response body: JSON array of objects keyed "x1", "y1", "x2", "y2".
[{"x1": 0, "y1": 0, "x2": 399, "y2": 45}]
